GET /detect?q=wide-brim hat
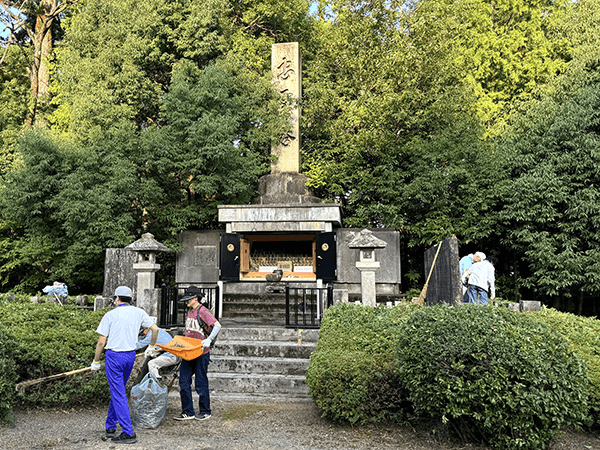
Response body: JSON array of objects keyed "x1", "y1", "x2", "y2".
[
  {"x1": 475, "y1": 252, "x2": 486, "y2": 261},
  {"x1": 179, "y1": 286, "x2": 203, "y2": 303}
]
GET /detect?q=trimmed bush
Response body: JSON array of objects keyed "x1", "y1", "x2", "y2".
[
  {"x1": 305, "y1": 302, "x2": 421, "y2": 423},
  {"x1": 527, "y1": 307, "x2": 600, "y2": 423},
  {"x1": 0, "y1": 298, "x2": 110, "y2": 407},
  {"x1": 0, "y1": 322, "x2": 17, "y2": 424},
  {"x1": 397, "y1": 304, "x2": 590, "y2": 450}
]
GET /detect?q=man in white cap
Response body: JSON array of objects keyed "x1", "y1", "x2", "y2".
[
  {"x1": 91, "y1": 286, "x2": 159, "y2": 444},
  {"x1": 461, "y1": 252, "x2": 495, "y2": 305}
]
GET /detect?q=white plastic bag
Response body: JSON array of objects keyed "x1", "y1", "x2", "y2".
[{"x1": 130, "y1": 372, "x2": 168, "y2": 429}]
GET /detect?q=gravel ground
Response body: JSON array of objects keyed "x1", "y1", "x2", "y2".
[{"x1": 2, "y1": 395, "x2": 600, "y2": 450}]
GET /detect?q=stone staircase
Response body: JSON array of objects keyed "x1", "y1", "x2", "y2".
[
  {"x1": 208, "y1": 324, "x2": 318, "y2": 399},
  {"x1": 170, "y1": 292, "x2": 319, "y2": 400}
]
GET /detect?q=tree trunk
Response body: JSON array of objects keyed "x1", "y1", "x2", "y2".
[{"x1": 27, "y1": 12, "x2": 53, "y2": 125}]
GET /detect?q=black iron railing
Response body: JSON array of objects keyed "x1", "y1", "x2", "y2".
[
  {"x1": 285, "y1": 284, "x2": 333, "y2": 329},
  {"x1": 159, "y1": 284, "x2": 220, "y2": 328}
]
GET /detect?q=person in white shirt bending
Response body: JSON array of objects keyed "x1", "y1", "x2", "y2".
[{"x1": 461, "y1": 252, "x2": 496, "y2": 305}]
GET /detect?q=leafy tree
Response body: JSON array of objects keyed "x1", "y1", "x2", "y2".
[
  {"x1": 139, "y1": 58, "x2": 290, "y2": 237},
  {"x1": 0, "y1": 128, "x2": 139, "y2": 292},
  {"x1": 302, "y1": 0, "x2": 497, "y2": 291},
  {"x1": 0, "y1": 0, "x2": 76, "y2": 124},
  {"x1": 52, "y1": 0, "x2": 312, "y2": 136},
  {"x1": 0, "y1": 44, "x2": 29, "y2": 178},
  {"x1": 412, "y1": 0, "x2": 573, "y2": 133},
  {"x1": 494, "y1": 46, "x2": 600, "y2": 303}
]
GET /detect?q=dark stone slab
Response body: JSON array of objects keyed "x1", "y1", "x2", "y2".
[
  {"x1": 102, "y1": 248, "x2": 138, "y2": 299},
  {"x1": 424, "y1": 236, "x2": 461, "y2": 306}
]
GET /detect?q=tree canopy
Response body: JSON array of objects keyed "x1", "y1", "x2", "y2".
[{"x1": 0, "y1": 0, "x2": 599, "y2": 314}]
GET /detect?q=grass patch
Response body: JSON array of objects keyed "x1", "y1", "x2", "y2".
[{"x1": 221, "y1": 404, "x2": 269, "y2": 421}]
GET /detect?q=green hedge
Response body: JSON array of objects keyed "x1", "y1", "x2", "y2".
[
  {"x1": 397, "y1": 304, "x2": 590, "y2": 450},
  {"x1": 0, "y1": 298, "x2": 110, "y2": 409},
  {"x1": 0, "y1": 322, "x2": 17, "y2": 424},
  {"x1": 305, "y1": 302, "x2": 421, "y2": 423},
  {"x1": 526, "y1": 307, "x2": 600, "y2": 422}
]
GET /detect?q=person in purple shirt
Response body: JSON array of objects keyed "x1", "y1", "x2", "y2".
[{"x1": 174, "y1": 286, "x2": 221, "y2": 422}]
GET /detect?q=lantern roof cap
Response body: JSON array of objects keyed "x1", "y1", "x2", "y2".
[
  {"x1": 348, "y1": 229, "x2": 387, "y2": 249},
  {"x1": 125, "y1": 233, "x2": 169, "y2": 252}
]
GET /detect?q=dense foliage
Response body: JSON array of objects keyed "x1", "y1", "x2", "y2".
[
  {"x1": 0, "y1": 297, "x2": 110, "y2": 408},
  {"x1": 529, "y1": 308, "x2": 600, "y2": 422},
  {"x1": 0, "y1": 319, "x2": 17, "y2": 424},
  {"x1": 493, "y1": 50, "x2": 600, "y2": 302},
  {"x1": 397, "y1": 304, "x2": 590, "y2": 450},
  {"x1": 305, "y1": 302, "x2": 421, "y2": 423},
  {"x1": 0, "y1": 0, "x2": 600, "y2": 312}
]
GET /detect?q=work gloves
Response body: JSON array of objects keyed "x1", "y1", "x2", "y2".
[
  {"x1": 202, "y1": 338, "x2": 212, "y2": 350},
  {"x1": 145, "y1": 344, "x2": 157, "y2": 358},
  {"x1": 91, "y1": 360, "x2": 101, "y2": 371}
]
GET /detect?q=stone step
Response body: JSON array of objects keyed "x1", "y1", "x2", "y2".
[
  {"x1": 221, "y1": 309, "x2": 286, "y2": 319},
  {"x1": 218, "y1": 326, "x2": 319, "y2": 343},
  {"x1": 222, "y1": 301, "x2": 287, "y2": 312},
  {"x1": 212, "y1": 340, "x2": 315, "y2": 359},
  {"x1": 219, "y1": 317, "x2": 287, "y2": 327},
  {"x1": 208, "y1": 373, "x2": 310, "y2": 397},
  {"x1": 223, "y1": 294, "x2": 287, "y2": 303},
  {"x1": 211, "y1": 355, "x2": 310, "y2": 376}
]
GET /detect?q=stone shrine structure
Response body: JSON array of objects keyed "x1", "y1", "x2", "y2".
[{"x1": 176, "y1": 42, "x2": 402, "y2": 300}]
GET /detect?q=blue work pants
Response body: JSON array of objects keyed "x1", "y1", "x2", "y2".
[
  {"x1": 467, "y1": 285, "x2": 489, "y2": 305},
  {"x1": 105, "y1": 350, "x2": 136, "y2": 434},
  {"x1": 179, "y1": 352, "x2": 211, "y2": 417}
]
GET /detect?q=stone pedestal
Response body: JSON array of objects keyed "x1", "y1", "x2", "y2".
[
  {"x1": 355, "y1": 260, "x2": 380, "y2": 307},
  {"x1": 133, "y1": 261, "x2": 161, "y2": 316},
  {"x1": 348, "y1": 229, "x2": 387, "y2": 307}
]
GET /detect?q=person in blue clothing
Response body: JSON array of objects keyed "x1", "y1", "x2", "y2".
[
  {"x1": 136, "y1": 326, "x2": 180, "y2": 379},
  {"x1": 461, "y1": 252, "x2": 496, "y2": 305},
  {"x1": 459, "y1": 253, "x2": 474, "y2": 301},
  {"x1": 91, "y1": 286, "x2": 159, "y2": 445}
]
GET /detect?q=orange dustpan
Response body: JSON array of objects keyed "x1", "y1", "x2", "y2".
[{"x1": 158, "y1": 335, "x2": 205, "y2": 361}]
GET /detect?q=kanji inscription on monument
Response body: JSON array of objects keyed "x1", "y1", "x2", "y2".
[{"x1": 271, "y1": 42, "x2": 301, "y2": 174}]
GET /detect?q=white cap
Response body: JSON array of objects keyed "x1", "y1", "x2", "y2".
[
  {"x1": 114, "y1": 286, "x2": 132, "y2": 297},
  {"x1": 475, "y1": 252, "x2": 486, "y2": 261}
]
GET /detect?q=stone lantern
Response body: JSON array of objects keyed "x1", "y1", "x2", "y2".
[
  {"x1": 125, "y1": 233, "x2": 169, "y2": 317},
  {"x1": 348, "y1": 229, "x2": 387, "y2": 307}
]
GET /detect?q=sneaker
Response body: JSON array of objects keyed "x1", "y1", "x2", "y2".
[
  {"x1": 111, "y1": 432, "x2": 137, "y2": 444},
  {"x1": 195, "y1": 414, "x2": 211, "y2": 421},
  {"x1": 173, "y1": 413, "x2": 195, "y2": 421},
  {"x1": 105, "y1": 428, "x2": 117, "y2": 439}
]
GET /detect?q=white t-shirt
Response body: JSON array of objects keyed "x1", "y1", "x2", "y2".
[{"x1": 96, "y1": 304, "x2": 154, "y2": 352}]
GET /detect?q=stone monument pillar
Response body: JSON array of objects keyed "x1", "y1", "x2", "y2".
[
  {"x1": 125, "y1": 233, "x2": 169, "y2": 318},
  {"x1": 252, "y1": 42, "x2": 319, "y2": 205},
  {"x1": 271, "y1": 42, "x2": 301, "y2": 174},
  {"x1": 349, "y1": 229, "x2": 387, "y2": 307}
]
